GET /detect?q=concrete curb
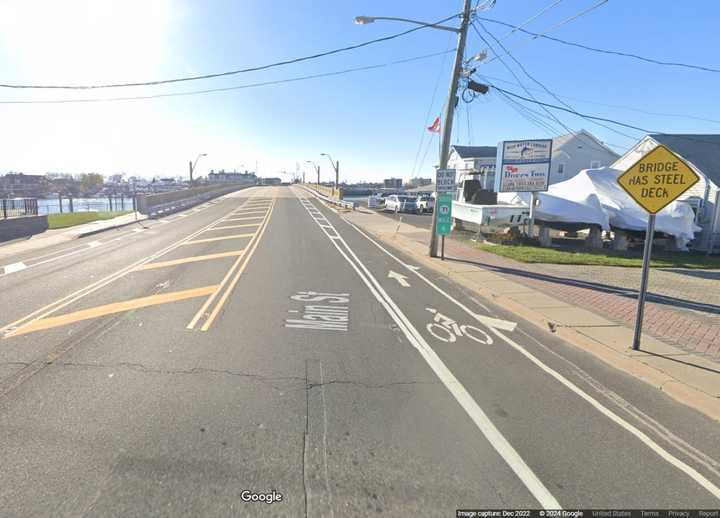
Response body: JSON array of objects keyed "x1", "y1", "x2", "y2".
[
  {"x1": 74, "y1": 217, "x2": 148, "y2": 239},
  {"x1": 354, "y1": 225, "x2": 720, "y2": 423}
]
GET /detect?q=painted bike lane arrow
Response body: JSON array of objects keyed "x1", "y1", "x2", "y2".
[{"x1": 388, "y1": 270, "x2": 410, "y2": 288}]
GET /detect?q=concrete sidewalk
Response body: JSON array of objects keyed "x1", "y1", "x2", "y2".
[
  {"x1": 344, "y1": 209, "x2": 720, "y2": 422},
  {"x1": 0, "y1": 212, "x2": 147, "y2": 262}
]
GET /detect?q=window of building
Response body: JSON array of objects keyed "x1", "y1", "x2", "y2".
[
  {"x1": 590, "y1": 160, "x2": 602, "y2": 169},
  {"x1": 557, "y1": 163, "x2": 565, "y2": 175}
]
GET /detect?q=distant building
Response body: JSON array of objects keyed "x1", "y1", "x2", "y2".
[
  {"x1": 208, "y1": 171, "x2": 257, "y2": 185},
  {"x1": 384, "y1": 178, "x2": 403, "y2": 189},
  {"x1": 408, "y1": 177, "x2": 432, "y2": 188},
  {"x1": 260, "y1": 177, "x2": 282, "y2": 186},
  {"x1": 0, "y1": 173, "x2": 48, "y2": 197}
]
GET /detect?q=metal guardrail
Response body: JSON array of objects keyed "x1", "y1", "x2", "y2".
[
  {"x1": 301, "y1": 185, "x2": 356, "y2": 210},
  {"x1": 1, "y1": 198, "x2": 39, "y2": 219}
]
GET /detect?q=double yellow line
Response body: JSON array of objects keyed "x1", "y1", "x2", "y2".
[
  {"x1": 1, "y1": 193, "x2": 265, "y2": 338},
  {"x1": 186, "y1": 198, "x2": 275, "y2": 332}
]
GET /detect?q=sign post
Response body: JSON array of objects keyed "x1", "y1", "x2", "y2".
[
  {"x1": 435, "y1": 169, "x2": 456, "y2": 261},
  {"x1": 495, "y1": 139, "x2": 553, "y2": 238},
  {"x1": 616, "y1": 144, "x2": 700, "y2": 350}
]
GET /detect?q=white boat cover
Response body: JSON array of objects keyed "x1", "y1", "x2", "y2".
[{"x1": 497, "y1": 168, "x2": 701, "y2": 248}]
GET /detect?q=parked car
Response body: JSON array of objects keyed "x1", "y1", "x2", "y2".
[
  {"x1": 368, "y1": 191, "x2": 402, "y2": 209},
  {"x1": 384, "y1": 195, "x2": 419, "y2": 214},
  {"x1": 416, "y1": 194, "x2": 435, "y2": 214}
]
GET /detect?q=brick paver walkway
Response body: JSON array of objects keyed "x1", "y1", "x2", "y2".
[{"x1": 411, "y1": 233, "x2": 720, "y2": 362}]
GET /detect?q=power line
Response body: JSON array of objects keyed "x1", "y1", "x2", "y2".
[
  {"x1": 490, "y1": 84, "x2": 720, "y2": 148},
  {"x1": 470, "y1": 23, "x2": 569, "y2": 136},
  {"x1": 493, "y1": 0, "x2": 564, "y2": 41},
  {"x1": 0, "y1": 50, "x2": 456, "y2": 105},
  {"x1": 478, "y1": 16, "x2": 720, "y2": 74},
  {"x1": 0, "y1": 13, "x2": 461, "y2": 90},
  {"x1": 487, "y1": 82, "x2": 627, "y2": 149},
  {"x1": 475, "y1": 20, "x2": 641, "y2": 143},
  {"x1": 410, "y1": 37, "x2": 454, "y2": 179},
  {"x1": 484, "y1": 0, "x2": 609, "y2": 64},
  {"x1": 478, "y1": 73, "x2": 720, "y2": 125}
]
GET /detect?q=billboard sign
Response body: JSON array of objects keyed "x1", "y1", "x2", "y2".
[{"x1": 495, "y1": 139, "x2": 553, "y2": 193}]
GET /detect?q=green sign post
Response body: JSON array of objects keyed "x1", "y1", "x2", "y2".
[
  {"x1": 436, "y1": 193, "x2": 453, "y2": 235},
  {"x1": 436, "y1": 193, "x2": 452, "y2": 259}
]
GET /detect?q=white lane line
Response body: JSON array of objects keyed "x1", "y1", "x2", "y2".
[
  {"x1": 344, "y1": 219, "x2": 720, "y2": 502},
  {"x1": 132, "y1": 228, "x2": 145, "y2": 233},
  {"x1": 158, "y1": 219, "x2": 170, "y2": 224},
  {"x1": 3, "y1": 262, "x2": 27, "y2": 275},
  {"x1": 296, "y1": 193, "x2": 560, "y2": 509},
  {"x1": 87, "y1": 241, "x2": 102, "y2": 248}
]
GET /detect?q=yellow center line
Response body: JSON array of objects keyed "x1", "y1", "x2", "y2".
[
  {"x1": 182, "y1": 233, "x2": 255, "y2": 245},
  {"x1": 132, "y1": 250, "x2": 245, "y2": 271},
  {"x1": 7, "y1": 285, "x2": 219, "y2": 337},
  {"x1": 187, "y1": 199, "x2": 275, "y2": 331},
  {"x1": 200, "y1": 201, "x2": 275, "y2": 331}
]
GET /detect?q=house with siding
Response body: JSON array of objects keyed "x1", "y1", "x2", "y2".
[{"x1": 612, "y1": 134, "x2": 720, "y2": 250}]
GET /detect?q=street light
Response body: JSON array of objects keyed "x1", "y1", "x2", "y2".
[
  {"x1": 306, "y1": 160, "x2": 320, "y2": 187},
  {"x1": 189, "y1": 153, "x2": 207, "y2": 186},
  {"x1": 320, "y1": 153, "x2": 340, "y2": 194},
  {"x1": 355, "y1": 0, "x2": 479, "y2": 258},
  {"x1": 353, "y1": 15, "x2": 460, "y2": 33}
]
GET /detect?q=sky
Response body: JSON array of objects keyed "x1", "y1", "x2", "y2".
[{"x1": 0, "y1": 0, "x2": 719, "y2": 183}]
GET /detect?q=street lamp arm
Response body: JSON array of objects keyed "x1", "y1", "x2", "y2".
[
  {"x1": 354, "y1": 16, "x2": 460, "y2": 33},
  {"x1": 320, "y1": 153, "x2": 337, "y2": 172}
]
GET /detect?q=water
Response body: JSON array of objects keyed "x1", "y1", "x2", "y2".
[{"x1": 37, "y1": 197, "x2": 133, "y2": 215}]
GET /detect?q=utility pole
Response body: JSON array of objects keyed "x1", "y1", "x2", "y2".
[
  {"x1": 429, "y1": 0, "x2": 473, "y2": 258},
  {"x1": 317, "y1": 165, "x2": 320, "y2": 187},
  {"x1": 188, "y1": 161, "x2": 193, "y2": 185}
]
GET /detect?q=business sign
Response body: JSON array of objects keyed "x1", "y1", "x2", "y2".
[
  {"x1": 616, "y1": 144, "x2": 699, "y2": 214},
  {"x1": 495, "y1": 139, "x2": 553, "y2": 193},
  {"x1": 436, "y1": 169, "x2": 457, "y2": 193},
  {"x1": 436, "y1": 193, "x2": 453, "y2": 235}
]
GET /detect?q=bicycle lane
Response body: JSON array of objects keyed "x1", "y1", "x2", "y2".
[{"x1": 306, "y1": 198, "x2": 720, "y2": 508}]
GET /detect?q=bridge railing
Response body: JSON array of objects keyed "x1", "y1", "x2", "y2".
[{"x1": 1, "y1": 198, "x2": 39, "y2": 219}]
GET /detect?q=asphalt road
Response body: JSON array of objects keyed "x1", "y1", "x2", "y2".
[{"x1": 1, "y1": 186, "x2": 719, "y2": 516}]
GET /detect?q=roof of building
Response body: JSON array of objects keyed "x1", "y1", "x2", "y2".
[
  {"x1": 450, "y1": 145, "x2": 497, "y2": 159},
  {"x1": 649, "y1": 134, "x2": 720, "y2": 183},
  {"x1": 552, "y1": 129, "x2": 620, "y2": 158}
]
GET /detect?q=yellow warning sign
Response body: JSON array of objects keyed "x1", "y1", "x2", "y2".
[{"x1": 617, "y1": 144, "x2": 700, "y2": 214}]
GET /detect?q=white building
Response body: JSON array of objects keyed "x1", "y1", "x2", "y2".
[
  {"x1": 612, "y1": 134, "x2": 720, "y2": 250},
  {"x1": 545, "y1": 130, "x2": 619, "y2": 184}
]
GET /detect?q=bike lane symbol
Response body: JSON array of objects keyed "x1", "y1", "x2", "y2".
[{"x1": 425, "y1": 308, "x2": 493, "y2": 345}]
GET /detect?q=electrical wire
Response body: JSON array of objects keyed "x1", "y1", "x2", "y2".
[
  {"x1": 492, "y1": 0, "x2": 564, "y2": 41},
  {"x1": 0, "y1": 50, "x2": 456, "y2": 105},
  {"x1": 478, "y1": 73, "x2": 720, "y2": 126},
  {"x1": 490, "y1": 84, "x2": 720, "y2": 148},
  {"x1": 484, "y1": 0, "x2": 609, "y2": 64},
  {"x1": 0, "y1": 13, "x2": 461, "y2": 90},
  {"x1": 471, "y1": 24, "x2": 570, "y2": 137},
  {"x1": 475, "y1": 21, "x2": 640, "y2": 143},
  {"x1": 410, "y1": 38, "x2": 455, "y2": 179},
  {"x1": 478, "y1": 16, "x2": 720, "y2": 74}
]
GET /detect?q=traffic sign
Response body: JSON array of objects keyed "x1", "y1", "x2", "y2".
[
  {"x1": 617, "y1": 144, "x2": 699, "y2": 214},
  {"x1": 436, "y1": 193, "x2": 453, "y2": 236},
  {"x1": 436, "y1": 169, "x2": 456, "y2": 193}
]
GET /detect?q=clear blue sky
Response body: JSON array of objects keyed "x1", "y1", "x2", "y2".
[{"x1": 0, "y1": 0, "x2": 718, "y2": 182}]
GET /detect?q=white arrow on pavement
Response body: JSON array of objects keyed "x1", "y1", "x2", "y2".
[
  {"x1": 388, "y1": 270, "x2": 410, "y2": 288},
  {"x1": 473, "y1": 313, "x2": 517, "y2": 332}
]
